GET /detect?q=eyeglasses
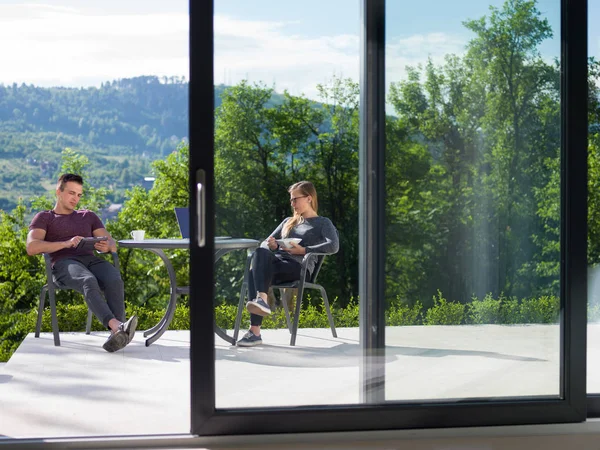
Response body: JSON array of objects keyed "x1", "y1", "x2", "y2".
[{"x1": 290, "y1": 195, "x2": 308, "y2": 203}]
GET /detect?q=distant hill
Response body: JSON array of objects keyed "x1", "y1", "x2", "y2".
[
  {"x1": 0, "y1": 76, "x2": 189, "y2": 157},
  {"x1": 0, "y1": 76, "x2": 290, "y2": 211}
]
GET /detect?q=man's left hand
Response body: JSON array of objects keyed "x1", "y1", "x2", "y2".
[{"x1": 94, "y1": 239, "x2": 110, "y2": 253}]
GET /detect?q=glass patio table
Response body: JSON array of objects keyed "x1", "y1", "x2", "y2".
[{"x1": 118, "y1": 237, "x2": 259, "y2": 346}]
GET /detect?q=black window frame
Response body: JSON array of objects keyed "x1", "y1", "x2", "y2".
[
  {"x1": 0, "y1": 0, "x2": 590, "y2": 447},
  {"x1": 189, "y1": 0, "x2": 589, "y2": 435}
]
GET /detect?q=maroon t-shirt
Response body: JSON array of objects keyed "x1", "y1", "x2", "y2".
[{"x1": 29, "y1": 210, "x2": 105, "y2": 265}]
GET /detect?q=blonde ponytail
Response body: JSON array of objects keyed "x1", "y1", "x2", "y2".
[
  {"x1": 282, "y1": 213, "x2": 304, "y2": 238},
  {"x1": 282, "y1": 181, "x2": 318, "y2": 237}
]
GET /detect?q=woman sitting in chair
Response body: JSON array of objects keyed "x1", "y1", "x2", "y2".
[{"x1": 237, "y1": 180, "x2": 339, "y2": 347}]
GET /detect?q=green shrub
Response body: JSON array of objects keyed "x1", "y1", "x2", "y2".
[
  {"x1": 0, "y1": 309, "x2": 37, "y2": 362},
  {"x1": 127, "y1": 304, "x2": 190, "y2": 331},
  {"x1": 468, "y1": 293, "x2": 502, "y2": 324},
  {"x1": 0, "y1": 292, "x2": 570, "y2": 363},
  {"x1": 31, "y1": 303, "x2": 190, "y2": 333},
  {"x1": 219, "y1": 298, "x2": 361, "y2": 330},
  {"x1": 36, "y1": 303, "x2": 102, "y2": 332},
  {"x1": 386, "y1": 299, "x2": 423, "y2": 326},
  {"x1": 498, "y1": 295, "x2": 521, "y2": 324},
  {"x1": 333, "y1": 298, "x2": 360, "y2": 327},
  {"x1": 518, "y1": 295, "x2": 559, "y2": 324},
  {"x1": 423, "y1": 290, "x2": 465, "y2": 325}
]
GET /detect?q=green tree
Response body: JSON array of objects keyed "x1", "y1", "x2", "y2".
[
  {"x1": 107, "y1": 144, "x2": 189, "y2": 309},
  {"x1": 307, "y1": 77, "x2": 360, "y2": 302},
  {"x1": 388, "y1": 56, "x2": 482, "y2": 304},
  {"x1": 464, "y1": 0, "x2": 556, "y2": 297},
  {"x1": 0, "y1": 203, "x2": 44, "y2": 313},
  {"x1": 30, "y1": 148, "x2": 111, "y2": 212},
  {"x1": 385, "y1": 0, "x2": 560, "y2": 304},
  {"x1": 214, "y1": 78, "x2": 359, "y2": 305}
]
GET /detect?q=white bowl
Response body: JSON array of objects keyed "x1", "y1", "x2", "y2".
[{"x1": 278, "y1": 238, "x2": 302, "y2": 248}]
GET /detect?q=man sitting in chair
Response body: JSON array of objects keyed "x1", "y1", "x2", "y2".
[{"x1": 26, "y1": 173, "x2": 137, "y2": 353}]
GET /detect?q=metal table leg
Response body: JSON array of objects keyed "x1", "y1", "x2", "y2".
[
  {"x1": 143, "y1": 248, "x2": 180, "y2": 347},
  {"x1": 141, "y1": 245, "x2": 256, "y2": 346}
]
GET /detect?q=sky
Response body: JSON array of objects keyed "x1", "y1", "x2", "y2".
[{"x1": 0, "y1": 0, "x2": 596, "y2": 102}]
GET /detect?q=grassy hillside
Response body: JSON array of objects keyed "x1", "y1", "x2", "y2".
[
  {"x1": 0, "y1": 77, "x2": 289, "y2": 210},
  {"x1": 0, "y1": 76, "x2": 191, "y2": 209}
]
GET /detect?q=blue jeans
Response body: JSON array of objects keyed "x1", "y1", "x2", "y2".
[
  {"x1": 248, "y1": 248, "x2": 302, "y2": 326},
  {"x1": 52, "y1": 255, "x2": 125, "y2": 328}
]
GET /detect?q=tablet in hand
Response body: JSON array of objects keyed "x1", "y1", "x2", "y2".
[{"x1": 76, "y1": 236, "x2": 108, "y2": 251}]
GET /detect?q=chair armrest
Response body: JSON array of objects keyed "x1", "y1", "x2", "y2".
[
  {"x1": 110, "y1": 251, "x2": 120, "y2": 271},
  {"x1": 300, "y1": 251, "x2": 332, "y2": 265},
  {"x1": 300, "y1": 252, "x2": 334, "y2": 284},
  {"x1": 96, "y1": 250, "x2": 120, "y2": 270}
]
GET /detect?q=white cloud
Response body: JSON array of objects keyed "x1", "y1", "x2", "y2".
[
  {"x1": 0, "y1": 5, "x2": 468, "y2": 98},
  {"x1": 0, "y1": 3, "x2": 188, "y2": 87},
  {"x1": 215, "y1": 15, "x2": 467, "y2": 101},
  {"x1": 386, "y1": 33, "x2": 467, "y2": 73},
  {"x1": 214, "y1": 15, "x2": 359, "y2": 100}
]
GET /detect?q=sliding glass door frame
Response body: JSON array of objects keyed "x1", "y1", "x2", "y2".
[{"x1": 189, "y1": 0, "x2": 588, "y2": 435}]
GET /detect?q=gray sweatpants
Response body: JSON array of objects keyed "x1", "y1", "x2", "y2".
[{"x1": 52, "y1": 255, "x2": 125, "y2": 328}]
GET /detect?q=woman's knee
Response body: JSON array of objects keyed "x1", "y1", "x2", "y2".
[
  {"x1": 252, "y1": 247, "x2": 273, "y2": 269},
  {"x1": 254, "y1": 247, "x2": 271, "y2": 259}
]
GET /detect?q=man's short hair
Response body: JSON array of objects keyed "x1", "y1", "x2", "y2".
[{"x1": 57, "y1": 173, "x2": 83, "y2": 191}]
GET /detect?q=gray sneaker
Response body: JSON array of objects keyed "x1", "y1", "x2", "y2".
[
  {"x1": 237, "y1": 330, "x2": 262, "y2": 347},
  {"x1": 102, "y1": 330, "x2": 128, "y2": 352},
  {"x1": 119, "y1": 314, "x2": 138, "y2": 344},
  {"x1": 246, "y1": 297, "x2": 271, "y2": 316}
]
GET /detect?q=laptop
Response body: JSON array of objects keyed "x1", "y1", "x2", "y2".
[
  {"x1": 174, "y1": 207, "x2": 232, "y2": 240},
  {"x1": 174, "y1": 207, "x2": 190, "y2": 239}
]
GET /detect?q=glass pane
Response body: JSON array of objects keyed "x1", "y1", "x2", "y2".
[
  {"x1": 0, "y1": 0, "x2": 190, "y2": 438},
  {"x1": 588, "y1": 0, "x2": 600, "y2": 395},
  {"x1": 213, "y1": 0, "x2": 361, "y2": 408},
  {"x1": 385, "y1": 0, "x2": 561, "y2": 401}
]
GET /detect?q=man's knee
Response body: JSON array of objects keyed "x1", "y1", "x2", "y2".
[
  {"x1": 81, "y1": 274, "x2": 101, "y2": 291},
  {"x1": 97, "y1": 262, "x2": 123, "y2": 284},
  {"x1": 101, "y1": 271, "x2": 124, "y2": 294},
  {"x1": 112, "y1": 276, "x2": 124, "y2": 291}
]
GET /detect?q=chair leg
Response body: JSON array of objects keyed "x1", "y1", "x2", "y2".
[
  {"x1": 48, "y1": 289, "x2": 60, "y2": 346},
  {"x1": 86, "y1": 309, "x2": 93, "y2": 334},
  {"x1": 290, "y1": 284, "x2": 305, "y2": 346},
  {"x1": 233, "y1": 281, "x2": 247, "y2": 342},
  {"x1": 233, "y1": 254, "x2": 253, "y2": 343},
  {"x1": 321, "y1": 287, "x2": 337, "y2": 338},
  {"x1": 280, "y1": 289, "x2": 292, "y2": 332},
  {"x1": 35, "y1": 286, "x2": 48, "y2": 338}
]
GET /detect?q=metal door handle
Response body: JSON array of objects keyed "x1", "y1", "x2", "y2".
[{"x1": 196, "y1": 170, "x2": 206, "y2": 247}]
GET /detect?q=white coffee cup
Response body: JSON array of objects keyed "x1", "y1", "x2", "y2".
[{"x1": 130, "y1": 230, "x2": 145, "y2": 240}]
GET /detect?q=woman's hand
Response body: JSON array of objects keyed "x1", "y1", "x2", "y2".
[
  {"x1": 282, "y1": 242, "x2": 306, "y2": 255},
  {"x1": 267, "y1": 236, "x2": 278, "y2": 250}
]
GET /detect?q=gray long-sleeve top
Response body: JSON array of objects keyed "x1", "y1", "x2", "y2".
[{"x1": 260, "y1": 216, "x2": 339, "y2": 275}]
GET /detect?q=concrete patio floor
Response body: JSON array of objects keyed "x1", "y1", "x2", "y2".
[{"x1": 1, "y1": 323, "x2": 598, "y2": 440}]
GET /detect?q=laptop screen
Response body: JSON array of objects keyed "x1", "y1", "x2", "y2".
[{"x1": 174, "y1": 207, "x2": 190, "y2": 239}]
